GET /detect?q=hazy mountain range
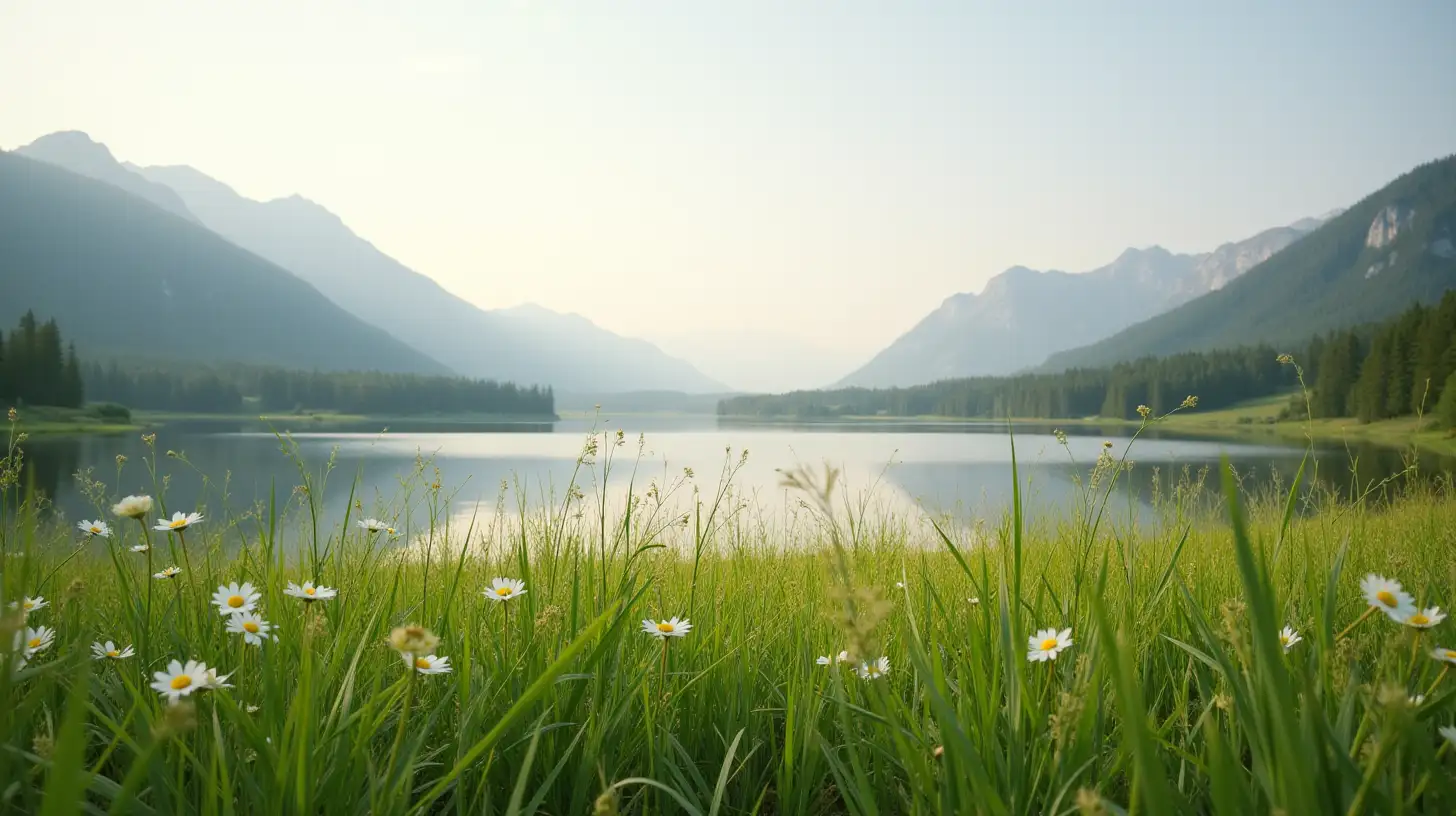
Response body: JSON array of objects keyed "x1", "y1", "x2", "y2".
[
  {"x1": 1043, "y1": 154, "x2": 1456, "y2": 371},
  {"x1": 836, "y1": 216, "x2": 1338, "y2": 389},
  {"x1": 15, "y1": 131, "x2": 726, "y2": 393}
]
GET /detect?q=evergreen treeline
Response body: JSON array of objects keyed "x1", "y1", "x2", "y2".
[
  {"x1": 1311, "y1": 290, "x2": 1456, "y2": 425},
  {"x1": 0, "y1": 311, "x2": 84, "y2": 408},
  {"x1": 718, "y1": 345, "x2": 1297, "y2": 420},
  {"x1": 85, "y1": 363, "x2": 555, "y2": 417}
]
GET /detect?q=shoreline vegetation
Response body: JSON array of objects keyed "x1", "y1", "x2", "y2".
[
  {"x1": 15, "y1": 407, "x2": 561, "y2": 437},
  {"x1": 3, "y1": 407, "x2": 1456, "y2": 811}
]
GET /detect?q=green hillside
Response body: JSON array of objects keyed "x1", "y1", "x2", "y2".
[
  {"x1": 0, "y1": 151, "x2": 449, "y2": 375},
  {"x1": 1043, "y1": 154, "x2": 1456, "y2": 370}
]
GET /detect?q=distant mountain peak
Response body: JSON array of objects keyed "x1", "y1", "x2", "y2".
[{"x1": 16, "y1": 133, "x2": 199, "y2": 223}]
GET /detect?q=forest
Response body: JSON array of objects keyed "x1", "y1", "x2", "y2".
[
  {"x1": 0, "y1": 310, "x2": 85, "y2": 409},
  {"x1": 720, "y1": 291, "x2": 1456, "y2": 429}
]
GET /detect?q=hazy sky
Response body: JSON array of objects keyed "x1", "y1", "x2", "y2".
[{"x1": 4, "y1": 0, "x2": 1455, "y2": 368}]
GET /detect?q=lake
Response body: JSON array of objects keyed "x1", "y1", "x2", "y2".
[{"x1": 15, "y1": 416, "x2": 1454, "y2": 546}]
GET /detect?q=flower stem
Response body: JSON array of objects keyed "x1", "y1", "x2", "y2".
[
  {"x1": 389, "y1": 667, "x2": 416, "y2": 793},
  {"x1": 659, "y1": 638, "x2": 669, "y2": 697},
  {"x1": 1336, "y1": 606, "x2": 1377, "y2": 642},
  {"x1": 1425, "y1": 665, "x2": 1450, "y2": 697}
]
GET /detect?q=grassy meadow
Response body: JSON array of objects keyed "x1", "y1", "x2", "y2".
[{"x1": 3, "y1": 412, "x2": 1456, "y2": 814}]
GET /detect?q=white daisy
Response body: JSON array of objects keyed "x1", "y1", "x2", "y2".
[
  {"x1": 245, "y1": 704, "x2": 260, "y2": 714},
  {"x1": 409, "y1": 654, "x2": 452, "y2": 675},
  {"x1": 1442, "y1": 725, "x2": 1456, "y2": 748},
  {"x1": 155, "y1": 511, "x2": 204, "y2": 532},
  {"x1": 968, "y1": 597, "x2": 981, "y2": 606},
  {"x1": 1410, "y1": 694, "x2": 1427, "y2": 706},
  {"x1": 154, "y1": 566, "x2": 182, "y2": 580},
  {"x1": 284, "y1": 581, "x2": 337, "y2": 602},
  {"x1": 130, "y1": 544, "x2": 150, "y2": 553},
  {"x1": 202, "y1": 669, "x2": 233, "y2": 690},
  {"x1": 484, "y1": 577, "x2": 526, "y2": 602},
  {"x1": 23, "y1": 626, "x2": 55, "y2": 657},
  {"x1": 1430, "y1": 646, "x2": 1456, "y2": 665},
  {"x1": 386, "y1": 526, "x2": 401, "y2": 539},
  {"x1": 225, "y1": 612, "x2": 274, "y2": 646},
  {"x1": 641, "y1": 617, "x2": 692, "y2": 638},
  {"x1": 1279, "y1": 626, "x2": 1302, "y2": 652},
  {"x1": 1361, "y1": 574, "x2": 1416, "y2": 622},
  {"x1": 111, "y1": 495, "x2": 154, "y2": 519},
  {"x1": 1028, "y1": 627, "x2": 1073, "y2": 662},
  {"x1": 11, "y1": 596, "x2": 47, "y2": 614},
  {"x1": 151, "y1": 659, "x2": 211, "y2": 702},
  {"x1": 858, "y1": 656, "x2": 891, "y2": 680},
  {"x1": 211, "y1": 582, "x2": 261, "y2": 616},
  {"x1": 91, "y1": 641, "x2": 135, "y2": 660},
  {"x1": 1402, "y1": 606, "x2": 1447, "y2": 629},
  {"x1": 78, "y1": 520, "x2": 111, "y2": 538},
  {"x1": 358, "y1": 518, "x2": 387, "y2": 532},
  {"x1": 895, "y1": 582, "x2": 906, "y2": 589}
]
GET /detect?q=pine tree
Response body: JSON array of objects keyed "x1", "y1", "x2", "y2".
[{"x1": 60, "y1": 343, "x2": 84, "y2": 408}]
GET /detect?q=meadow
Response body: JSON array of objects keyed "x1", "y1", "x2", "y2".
[{"x1": 3, "y1": 410, "x2": 1456, "y2": 815}]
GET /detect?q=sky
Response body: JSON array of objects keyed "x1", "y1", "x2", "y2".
[{"x1": 3, "y1": 0, "x2": 1455, "y2": 389}]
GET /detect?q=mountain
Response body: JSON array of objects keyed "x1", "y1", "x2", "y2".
[
  {"x1": 26, "y1": 145, "x2": 723, "y2": 393},
  {"x1": 15, "y1": 131, "x2": 199, "y2": 223},
  {"x1": 0, "y1": 151, "x2": 449, "y2": 375},
  {"x1": 837, "y1": 219, "x2": 1328, "y2": 388},
  {"x1": 1043, "y1": 155, "x2": 1456, "y2": 371}
]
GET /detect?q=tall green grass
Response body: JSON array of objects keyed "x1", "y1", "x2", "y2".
[{"x1": 2, "y1": 415, "x2": 1456, "y2": 814}]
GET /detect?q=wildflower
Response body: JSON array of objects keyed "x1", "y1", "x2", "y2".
[
  {"x1": 1441, "y1": 726, "x2": 1456, "y2": 748},
  {"x1": 642, "y1": 617, "x2": 692, "y2": 639},
  {"x1": 129, "y1": 544, "x2": 149, "y2": 553},
  {"x1": 1430, "y1": 646, "x2": 1456, "y2": 665},
  {"x1": 386, "y1": 526, "x2": 400, "y2": 539},
  {"x1": 1102, "y1": 441, "x2": 1113, "y2": 449},
  {"x1": 91, "y1": 641, "x2": 134, "y2": 660},
  {"x1": 245, "y1": 704, "x2": 260, "y2": 714},
  {"x1": 968, "y1": 597, "x2": 981, "y2": 606},
  {"x1": 1279, "y1": 626, "x2": 1302, "y2": 652},
  {"x1": 389, "y1": 625, "x2": 440, "y2": 659},
  {"x1": 1180, "y1": 395, "x2": 1199, "y2": 409},
  {"x1": 485, "y1": 577, "x2": 526, "y2": 602},
  {"x1": 154, "y1": 700, "x2": 198, "y2": 737},
  {"x1": 858, "y1": 656, "x2": 890, "y2": 680},
  {"x1": 6, "y1": 407, "x2": 14, "y2": 422},
  {"x1": 895, "y1": 581, "x2": 906, "y2": 589},
  {"x1": 154, "y1": 566, "x2": 182, "y2": 580},
  {"x1": 10, "y1": 596, "x2": 46, "y2": 614},
  {"x1": 358, "y1": 518, "x2": 387, "y2": 533},
  {"x1": 77, "y1": 520, "x2": 111, "y2": 538},
  {"x1": 284, "y1": 581, "x2": 337, "y2": 602},
  {"x1": 111, "y1": 495, "x2": 154, "y2": 519},
  {"x1": 1136, "y1": 404, "x2": 1151, "y2": 418},
  {"x1": 409, "y1": 654, "x2": 452, "y2": 675},
  {"x1": 1276, "y1": 353, "x2": 1294, "y2": 365},
  {"x1": 211, "y1": 582, "x2": 260, "y2": 616},
  {"x1": 23, "y1": 626, "x2": 55, "y2": 657},
  {"x1": 155, "y1": 511, "x2": 203, "y2": 532},
  {"x1": 152, "y1": 659, "x2": 211, "y2": 703},
  {"x1": 1052, "y1": 429, "x2": 1068, "y2": 445},
  {"x1": 1361, "y1": 574, "x2": 1416, "y2": 621},
  {"x1": 202, "y1": 669, "x2": 233, "y2": 691},
  {"x1": 1402, "y1": 606, "x2": 1447, "y2": 629},
  {"x1": 1028, "y1": 627, "x2": 1074, "y2": 662},
  {"x1": 226, "y1": 612, "x2": 275, "y2": 646},
  {"x1": 1410, "y1": 694, "x2": 1427, "y2": 706},
  {"x1": 815, "y1": 655, "x2": 833, "y2": 665}
]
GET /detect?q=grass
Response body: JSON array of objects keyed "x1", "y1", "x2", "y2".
[
  {"x1": 3, "y1": 412, "x2": 1456, "y2": 814},
  {"x1": 12, "y1": 406, "x2": 139, "y2": 436}
]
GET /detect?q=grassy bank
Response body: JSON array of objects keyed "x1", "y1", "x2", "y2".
[
  {"x1": 11, "y1": 405, "x2": 139, "y2": 436},
  {"x1": 4, "y1": 423, "x2": 1456, "y2": 813}
]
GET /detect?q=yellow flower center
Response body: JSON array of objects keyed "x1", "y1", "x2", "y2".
[
  {"x1": 170, "y1": 518, "x2": 188, "y2": 529},
  {"x1": 170, "y1": 675, "x2": 192, "y2": 690},
  {"x1": 305, "y1": 587, "x2": 316, "y2": 596},
  {"x1": 1376, "y1": 590, "x2": 1398, "y2": 607},
  {"x1": 107, "y1": 650, "x2": 119, "y2": 657},
  {"x1": 1040, "y1": 637, "x2": 1059, "y2": 651},
  {"x1": 415, "y1": 657, "x2": 430, "y2": 669},
  {"x1": 1280, "y1": 635, "x2": 1290, "y2": 644},
  {"x1": 1410, "y1": 614, "x2": 1430, "y2": 625},
  {"x1": 243, "y1": 622, "x2": 259, "y2": 633},
  {"x1": 27, "y1": 637, "x2": 41, "y2": 648},
  {"x1": 227, "y1": 595, "x2": 245, "y2": 608},
  {"x1": 90, "y1": 526, "x2": 101, "y2": 534},
  {"x1": 22, "y1": 601, "x2": 34, "y2": 610},
  {"x1": 657, "y1": 622, "x2": 675, "y2": 633},
  {"x1": 1445, "y1": 650, "x2": 1456, "y2": 660},
  {"x1": 496, "y1": 587, "x2": 512, "y2": 596},
  {"x1": 387, "y1": 528, "x2": 397, "y2": 535}
]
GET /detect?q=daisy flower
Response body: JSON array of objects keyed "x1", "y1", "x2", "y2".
[
  {"x1": 154, "y1": 566, "x2": 182, "y2": 580},
  {"x1": 484, "y1": 577, "x2": 526, "y2": 602},
  {"x1": 225, "y1": 612, "x2": 275, "y2": 646},
  {"x1": 358, "y1": 518, "x2": 387, "y2": 533},
  {"x1": 155, "y1": 511, "x2": 203, "y2": 532},
  {"x1": 23, "y1": 626, "x2": 55, "y2": 657},
  {"x1": 968, "y1": 597, "x2": 981, "y2": 606},
  {"x1": 78, "y1": 520, "x2": 111, "y2": 538},
  {"x1": 1410, "y1": 694, "x2": 1427, "y2": 706},
  {"x1": 152, "y1": 659, "x2": 213, "y2": 703},
  {"x1": 641, "y1": 617, "x2": 692, "y2": 639},
  {"x1": 1028, "y1": 627, "x2": 1073, "y2": 662},
  {"x1": 11, "y1": 596, "x2": 47, "y2": 614},
  {"x1": 858, "y1": 656, "x2": 891, "y2": 680},
  {"x1": 409, "y1": 654, "x2": 452, "y2": 675},
  {"x1": 1361, "y1": 574, "x2": 1416, "y2": 622},
  {"x1": 1430, "y1": 646, "x2": 1456, "y2": 665},
  {"x1": 202, "y1": 669, "x2": 233, "y2": 691},
  {"x1": 245, "y1": 704, "x2": 261, "y2": 714},
  {"x1": 130, "y1": 544, "x2": 150, "y2": 553},
  {"x1": 111, "y1": 495, "x2": 154, "y2": 519},
  {"x1": 1279, "y1": 627, "x2": 1302, "y2": 652},
  {"x1": 386, "y1": 526, "x2": 401, "y2": 539},
  {"x1": 211, "y1": 582, "x2": 260, "y2": 616},
  {"x1": 816, "y1": 650, "x2": 852, "y2": 665},
  {"x1": 388, "y1": 625, "x2": 440, "y2": 659},
  {"x1": 92, "y1": 641, "x2": 135, "y2": 660},
  {"x1": 1402, "y1": 606, "x2": 1447, "y2": 629},
  {"x1": 284, "y1": 581, "x2": 337, "y2": 602}
]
